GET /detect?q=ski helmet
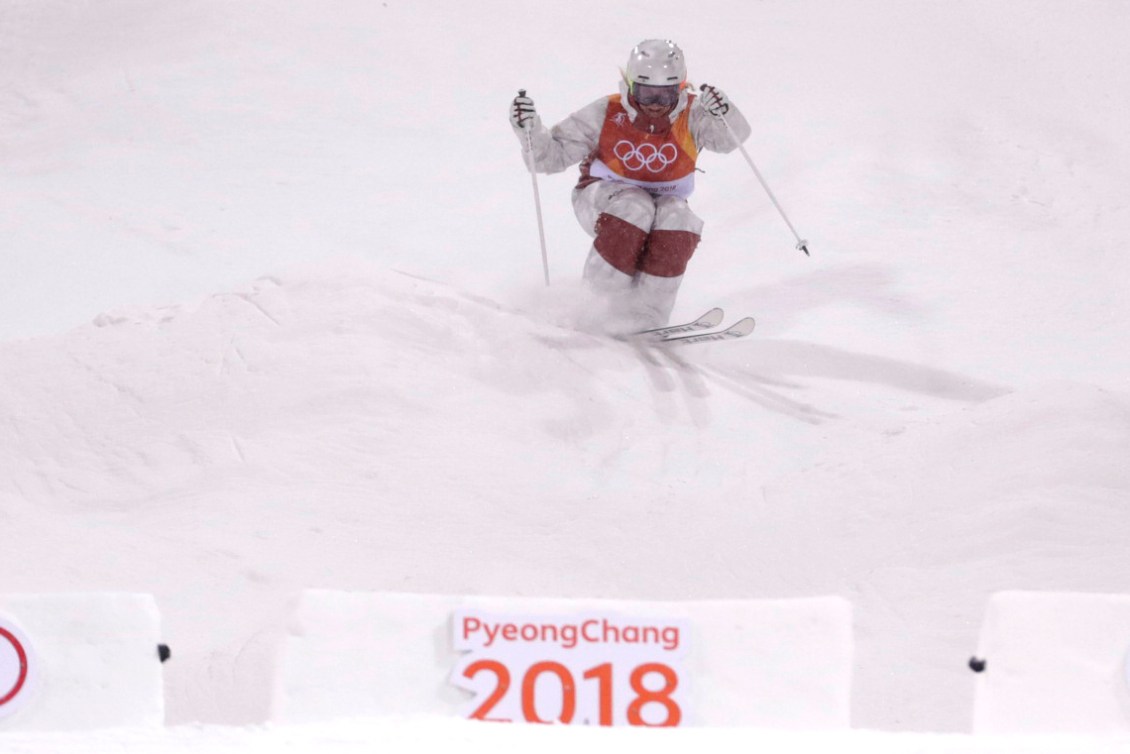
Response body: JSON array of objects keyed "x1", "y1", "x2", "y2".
[{"x1": 624, "y1": 39, "x2": 687, "y2": 88}]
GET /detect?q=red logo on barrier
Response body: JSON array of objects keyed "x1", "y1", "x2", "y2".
[{"x1": 0, "y1": 625, "x2": 31, "y2": 711}]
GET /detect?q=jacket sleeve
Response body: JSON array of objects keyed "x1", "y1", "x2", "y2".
[
  {"x1": 688, "y1": 95, "x2": 752, "y2": 154},
  {"x1": 512, "y1": 97, "x2": 609, "y2": 174}
]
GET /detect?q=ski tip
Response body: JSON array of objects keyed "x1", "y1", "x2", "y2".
[
  {"x1": 698, "y1": 307, "x2": 725, "y2": 327},
  {"x1": 727, "y1": 317, "x2": 756, "y2": 336}
]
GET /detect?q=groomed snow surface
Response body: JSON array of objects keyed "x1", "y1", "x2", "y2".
[{"x1": 2, "y1": 0, "x2": 1130, "y2": 751}]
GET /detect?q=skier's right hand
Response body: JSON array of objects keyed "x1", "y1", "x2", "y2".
[{"x1": 510, "y1": 91, "x2": 537, "y2": 131}]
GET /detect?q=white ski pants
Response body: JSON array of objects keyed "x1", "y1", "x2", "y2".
[{"x1": 572, "y1": 180, "x2": 704, "y2": 329}]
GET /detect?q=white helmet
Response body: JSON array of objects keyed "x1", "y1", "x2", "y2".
[{"x1": 625, "y1": 39, "x2": 687, "y2": 87}]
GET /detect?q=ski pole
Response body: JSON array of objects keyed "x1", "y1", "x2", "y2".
[
  {"x1": 720, "y1": 113, "x2": 810, "y2": 257},
  {"x1": 518, "y1": 89, "x2": 551, "y2": 286}
]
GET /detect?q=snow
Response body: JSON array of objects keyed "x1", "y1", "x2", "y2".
[
  {"x1": 3, "y1": 717, "x2": 1129, "y2": 754},
  {"x1": 2, "y1": 0, "x2": 1130, "y2": 750}
]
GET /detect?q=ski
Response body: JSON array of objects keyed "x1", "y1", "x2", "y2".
[
  {"x1": 631, "y1": 308, "x2": 724, "y2": 340},
  {"x1": 652, "y1": 316, "x2": 756, "y2": 346}
]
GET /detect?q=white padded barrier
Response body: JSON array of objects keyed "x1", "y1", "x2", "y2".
[
  {"x1": 0, "y1": 593, "x2": 164, "y2": 731},
  {"x1": 273, "y1": 591, "x2": 852, "y2": 729},
  {"x1": 972, "y1": 591, "x2": 1130, "y2": 734}
]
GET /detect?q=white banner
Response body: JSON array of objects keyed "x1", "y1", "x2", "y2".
[
  {"x1": 273, "y1": 591, "x2": 852, "y2": 729},
  {"x1": 0, "y1": 594, "x2": 164, "y2": 731},
  {"x1": 973, "y1": 591, "x2": 1130, "y2": 734}
]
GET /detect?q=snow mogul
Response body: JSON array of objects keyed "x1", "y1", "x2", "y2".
[{"x1": 509, "y1": 39, "x2": 751, "y2": 332}]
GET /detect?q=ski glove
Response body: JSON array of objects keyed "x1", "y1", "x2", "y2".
[
  {"x1": 698, "y1": 84, "x2": 731, "y2": 118},
  {"x1": 510, "y1": 91, "x2": 537, "y2": 131}
]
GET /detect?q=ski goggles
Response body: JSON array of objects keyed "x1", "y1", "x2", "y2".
[{"x1": 631, "y1": 83, "x2": 682, "y2": 107}]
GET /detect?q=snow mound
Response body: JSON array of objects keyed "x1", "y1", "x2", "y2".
[{"x1": 2, "y1": 261, "x2": 1126, "y2": 731}]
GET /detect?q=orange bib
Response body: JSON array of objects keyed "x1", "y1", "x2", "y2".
[{"x1": 588, "y1": 94, "x2": 699, "y2": 198}]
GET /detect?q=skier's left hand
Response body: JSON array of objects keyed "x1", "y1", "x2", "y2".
[
  {"x1": 698, "y1": 84, "x2": 731, "y2": 118},
  {"x1": 510, "y1": 92, "x2": 538, "y2": 131}
]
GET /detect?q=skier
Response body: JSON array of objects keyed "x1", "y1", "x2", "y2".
[{"x1": 510, "y1": 39, "x2": 751, "y2": 333}]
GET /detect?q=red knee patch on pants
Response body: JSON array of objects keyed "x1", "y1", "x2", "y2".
[
  {"x1": 594, "y1": 213, "x2": 649, "y2": 275},
  {"x1": 639, "y1": 229, "x2": 700, "y2": 277}
]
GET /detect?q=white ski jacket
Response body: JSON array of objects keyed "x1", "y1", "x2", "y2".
[{"x1": 515, "y1": 82, "x2": 752, "y2": 196}]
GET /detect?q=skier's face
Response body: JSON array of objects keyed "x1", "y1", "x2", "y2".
[
  {"x1": 638, "y1": 100, "x2": 675, "y2": 118},
  {"x1": 632, "y1": 83, "x2": 680, "y2": 116}
]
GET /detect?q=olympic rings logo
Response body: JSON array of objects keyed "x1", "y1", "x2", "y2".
[
  {"x1": 613, "y1": 140, "x2": 678, "y2": 174},
  {"x1": 0, "y1": 625, "x2": 31, "y2": 713}
]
